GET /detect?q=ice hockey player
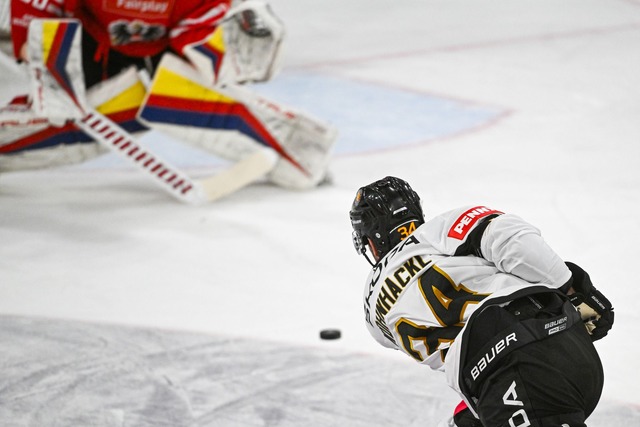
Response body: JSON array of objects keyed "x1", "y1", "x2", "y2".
[
  {"x1": 349, "y1": 176, "x2": 614, "y2": 427},
  {"x1": 1, "y1": 0, "x2": 336, "y2": 192}
]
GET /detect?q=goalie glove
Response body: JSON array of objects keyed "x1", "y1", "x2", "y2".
[
  {"x1": 183, "y1": 0, "x2": 284, "y2": 85},
  {"x1": 565, "y1": 262, "x2": 615, "y2": 341}
]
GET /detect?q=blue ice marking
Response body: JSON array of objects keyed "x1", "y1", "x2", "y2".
[{"x1": 253, "y1": 72, "x2": 506, "y2": 155}]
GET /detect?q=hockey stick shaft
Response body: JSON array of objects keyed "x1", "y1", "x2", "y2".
[
  {"x1": 78, "y1": 110, "x2": 204, "y2": 203},
  {"x1": 78, "y1": 109, "x2": 278, "y2": 203},
  {"x1": 197, "y1": 146, "x2": 277, "y2": 201}
]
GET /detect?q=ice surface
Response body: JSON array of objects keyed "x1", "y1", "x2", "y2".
[
  {"x1": 1, "y1": 0, "x2": 639, "y2": 425},
  {"x1": 0, "y1": 316, "x2": 636, "y2": 426}
]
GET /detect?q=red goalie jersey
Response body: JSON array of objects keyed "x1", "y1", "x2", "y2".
[{"x1": 10, "y1": 0, "x2": 232, "y2": 59}]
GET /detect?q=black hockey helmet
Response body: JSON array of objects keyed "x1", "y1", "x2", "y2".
[{"x1": 349, "y1": 176, "x2": 424, "y2": 265}]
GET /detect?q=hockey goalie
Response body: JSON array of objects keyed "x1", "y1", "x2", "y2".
[{"x1": 0, "y1": 0, "x2": 337, "y2": 202}]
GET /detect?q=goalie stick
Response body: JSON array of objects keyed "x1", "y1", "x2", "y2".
[
  {"x1": 24, "y1": 18, "x2": 277, "y2": 204},
  {"x1": 77, "y1": 111, "x2": 277, "y2": 203}
]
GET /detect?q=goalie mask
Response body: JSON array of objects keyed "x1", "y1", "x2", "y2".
[{"x1": 350, "y1": 176, "x2": 424, "y2": 265}]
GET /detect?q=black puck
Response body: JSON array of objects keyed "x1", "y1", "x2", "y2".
[{"x1": 319, "y1": 329, "x2": 341, "y2": 340}]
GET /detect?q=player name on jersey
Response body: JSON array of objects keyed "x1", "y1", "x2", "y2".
[{"x1": 369, "y1": 253, "x2": 432, "y2": 344}]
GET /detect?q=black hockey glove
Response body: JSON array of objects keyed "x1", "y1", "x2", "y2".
[{"x1": 565, "y1": 262, "x2": 615, "y2": 341}]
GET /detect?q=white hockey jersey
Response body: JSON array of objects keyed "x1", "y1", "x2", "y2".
[{"x1": 361, "y1": 206, "x2": 571, "y2": 395}]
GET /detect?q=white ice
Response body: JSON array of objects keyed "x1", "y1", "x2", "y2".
[{"x1": 1, "y1": 0, "x2": 639, "y2": 425}]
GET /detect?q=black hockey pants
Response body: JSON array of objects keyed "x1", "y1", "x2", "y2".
[
  {"x1": 462, "y1": 292, "x2": 604, "y2": 427},
  {"x1": 81, "y1": 31, "x2": 165, "y2": 89}
]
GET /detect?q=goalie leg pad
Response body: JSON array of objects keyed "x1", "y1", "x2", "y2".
[
  {"x1": 27, "y1": 19, "x2": 88, "y2": 125},
  {"x1": 220, "y1": 82, "x2": 337, "y2": 189},
  {"x1": 138, "y1": 55, "x2": 267, "y2": 162},
  {"x1": 264, "y1": 109, "x2": 337, "y2": 190},
  {"x1": 1, "y1": 66, "x2": 148, "y2": 171},
  {"x1": 139, "y1": 53, "x2": 337, "y2": 189},
  {"x1": 0, "y1": 142, "x2": 108, "y2": 172}
]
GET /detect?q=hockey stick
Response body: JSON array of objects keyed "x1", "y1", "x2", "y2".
[
  {"x1": 197, "y1": 145, "x2": 277, "y2": 201},
  {"x1": 24, "y1": 18, "x2": 277, "y2": 203},
  {"x1": 77, "y1": 110, "x2": 277, "y2": 203},
  {"x1": 78, "y1": 111, "x2": 201, "y2": 202}
]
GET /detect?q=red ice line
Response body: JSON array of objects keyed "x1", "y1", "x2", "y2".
[{"x1": 294, "y1": 22, "x2": 640, "y2": 70}]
